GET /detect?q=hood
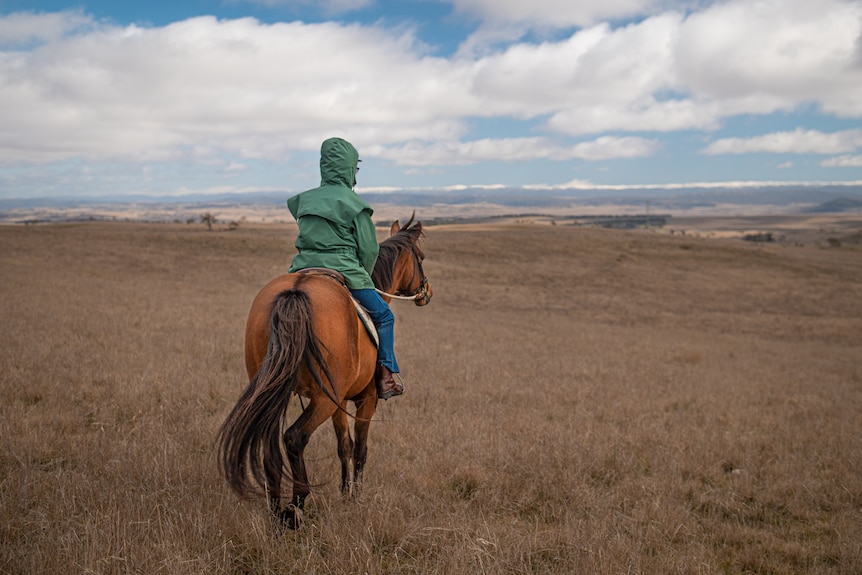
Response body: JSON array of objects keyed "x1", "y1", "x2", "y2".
[{"x1": 319, "y1": 137, "x2": 359, "y2": 189}]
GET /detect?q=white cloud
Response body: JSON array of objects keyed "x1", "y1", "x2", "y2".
[
  {"x1": 375, "y1": 136, "x2": 659, "y2": 166},
  {"x1": 568, "y1": 136, "x2": 660, "y2": 160},
  {"x1": 226, "y1": 161, "x2": 249, "y2": 172},
  {"x1": 448, "y1": 0, "x2": 686, "y2": 28},
  {"x1": 675, "y1": 0, "x2": 862, "y2": 116},
  {"x1": 0, "y1": 0, "x2": 860, "y2": 180},
  {"x1": 822, "y1": 155, "x2": 862, "y2": 168},
  {"x1": 0, "y1": 14, "x2": 465, "y2": 164},
  {"x1": 528, "y1": 178, "x2": 862, "y2": 191},
  {"x1": 462, "y1": 0, "x2": 862, "y2": 134},
  {"x1": 701, "y1": 129, "x2": 862, "y2": 156},
  {"x1": 0, "y1": 9, "x2": 94, "y2": 46},
  {"x1": 467, "y1": 15, "x2": 683, "y2": 123}
]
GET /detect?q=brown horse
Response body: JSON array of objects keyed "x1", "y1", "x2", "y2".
[{"x1": 217, "y1": 215, "x2": 431, "y2": 528}]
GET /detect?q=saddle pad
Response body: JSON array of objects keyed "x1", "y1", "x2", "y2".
[{"x1": 352, "y1": 298, "x2": 379, "y2": 349}]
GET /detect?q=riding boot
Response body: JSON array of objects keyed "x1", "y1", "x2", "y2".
[{"x1": 376, "y1": 364, "x2": 404, "y2": 400}]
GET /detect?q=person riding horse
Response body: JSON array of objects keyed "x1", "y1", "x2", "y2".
[
  {"x1": 286, "y1": 137, "x2": 403, "y2": 400},
  {"x1": 220, "y1": 168, "x2": 429, "y2": 526}
]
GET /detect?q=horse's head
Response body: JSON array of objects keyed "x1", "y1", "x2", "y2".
[{"x1": 372, "y1": 214, "x2": 432, "y2": 306}]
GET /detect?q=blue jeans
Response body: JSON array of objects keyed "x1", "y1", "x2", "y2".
[{"x1": 350, "y1": 289, "x2": 399, "y2": 373}]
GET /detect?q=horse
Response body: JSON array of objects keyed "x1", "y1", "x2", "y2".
[{"x1": 217, "y1": 215, "x2": 431, "y2": 529}]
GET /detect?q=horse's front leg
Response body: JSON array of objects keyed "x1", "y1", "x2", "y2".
[
  {"x1": 282, "y1": 399, "x2": 338, "y2": 529},
  {"x1": 351, "y1": 389, "x2": 379, "y2": 499},
  {"x1": 331, "y1": 405, "x2": 354, "y2": 495}
]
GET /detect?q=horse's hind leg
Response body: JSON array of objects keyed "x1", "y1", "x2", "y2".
[
  {"x1": 282, "y1": 398, "x2": 339, "y2": 529},
  {"x1": 351, "y1": 391, "x2": 378, "y2": 499},
  {"x1": 331, "y1": 405, "x2": 354, "y2": 495},
  {"x1": 265, "y1": 467, "x2": 282, "y2": 521}
]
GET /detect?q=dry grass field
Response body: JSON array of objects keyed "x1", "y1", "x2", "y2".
[{"x1": 1, "y1": 219, "x2": 860, "y2": 574}]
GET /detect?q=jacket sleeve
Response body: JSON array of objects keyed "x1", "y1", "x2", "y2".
[{"x1": 353, "y1": 209, "x2": 380, "y2": 277}]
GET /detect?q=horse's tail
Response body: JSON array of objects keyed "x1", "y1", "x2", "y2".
[{"x1": 217, "y1": 288, "x2": 335, "y2": 499}]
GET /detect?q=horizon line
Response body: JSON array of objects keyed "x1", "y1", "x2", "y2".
[{"x1": 3, "y1": 178, "x2": 862, "y2": 204}]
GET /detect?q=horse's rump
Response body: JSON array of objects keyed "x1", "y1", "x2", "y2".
[{"x1": 245, "y1": 274, "x2": 370, "y2": 384}]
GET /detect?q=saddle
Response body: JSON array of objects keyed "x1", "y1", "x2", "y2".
[{"x1": 294, "y1": 268, "x2": 379, "y2": 348}]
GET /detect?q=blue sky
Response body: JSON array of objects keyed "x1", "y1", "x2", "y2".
[{"x1": 1, "y1": 0, "x2": 861, "y2": 200}]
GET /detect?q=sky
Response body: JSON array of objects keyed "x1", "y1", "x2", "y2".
[{"x1": 1, "y1": 0, "x2": 862, "y2": 200}]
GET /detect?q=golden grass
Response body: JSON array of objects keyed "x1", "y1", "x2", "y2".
[{"x1": 1, "y1": 220, "x2": 861, "y2": 574}]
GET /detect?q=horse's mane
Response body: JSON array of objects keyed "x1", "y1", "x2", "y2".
[{"x1": 372, "y1": 214, "x2": 425, "y2": 290}]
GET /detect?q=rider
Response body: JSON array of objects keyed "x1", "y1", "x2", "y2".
[{"x1": 286, "y1": 137, "x2": 403, "y2": 400}]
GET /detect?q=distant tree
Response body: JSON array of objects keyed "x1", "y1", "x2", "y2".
[
  {"x1": 743, "y1": 232, "x2": 773, "y2": 243},
  {"x1": 201, "y1": 212, "x2": 216, "y2": 231}
]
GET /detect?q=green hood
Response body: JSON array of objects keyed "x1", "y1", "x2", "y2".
[{"x1": 319, "y1": 137, "x2": 359, "y2": 189}]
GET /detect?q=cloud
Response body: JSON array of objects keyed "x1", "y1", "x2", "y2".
[
  {"x1": 459, "y1": 0, "x2": 861, "y2": 133},
  {"x1": 375, "y1": 136, "x2": 659, "y2": 166},
  {"x1": 0, "y1": 14, "x2": 462, "y2": 164},
  {"x1": 0, "y1": 0, "x2": 860, "y2": 183},
  {"x1": 674, "y1": 0, "x2": 862, "y2": 116},
  {"x1": 467, "y1": 15, "x2": 684, "y2": 123},
  {"x1": 822, "y1": 155, "x2": 862, "y2": 168},
  {"x1": 0, "y1": 9, "x2": 94, "y2": 47},
  {"x1": 448, "y1": 0, "x2": 687, "y2": 28},
  {"x1": 701, "y1": 129, "x2": 862, "y2": 156},
  {"x1": 568, "y1": 136, "x2": 660, "y2": 160},
  {"x1": 527, "y1": 178, "x2": 862, "y2": 191}
]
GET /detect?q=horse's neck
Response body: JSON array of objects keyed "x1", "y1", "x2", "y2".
[{"x1": 389, "y1": 252, "x2": 410, "y2": 293}]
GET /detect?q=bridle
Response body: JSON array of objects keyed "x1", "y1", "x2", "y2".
[{"x1": 375, "y1": 245, "x2": 431, "y2": 304}]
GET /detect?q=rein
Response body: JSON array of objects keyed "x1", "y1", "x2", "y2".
[
  {"x1": 375, "y1": 288, "x2": 423, "y2": 301},
  {"x1": 376, "y1": 245, "x2": 429, "y2": 302}
]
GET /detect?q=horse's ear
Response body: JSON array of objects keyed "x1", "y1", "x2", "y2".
[{"x1": 389, "y1": 220, "x2": 401, "y2": 236}]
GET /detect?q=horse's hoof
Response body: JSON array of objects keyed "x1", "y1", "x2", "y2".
[{"x1": 279, "y1": 504, "x2": 302, "y2": 530}]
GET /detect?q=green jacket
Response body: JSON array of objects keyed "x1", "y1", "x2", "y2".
[{"x1": 287, "y1": 138, "x2": 379, "y2": 290}]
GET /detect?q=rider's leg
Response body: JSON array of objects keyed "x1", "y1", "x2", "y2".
[{"x1": 349, "y1": 289, "x2": 402, "y2": 399}]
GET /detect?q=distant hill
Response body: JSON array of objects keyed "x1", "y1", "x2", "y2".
[
  {"x1": 3, "y1": 183, "x2": 862, "y2": 211},
  {"x1": 2, "y1": 183, "x2": 862, "y2": 223},
  {"x1": 803, "y1": 197, "x2": 862, "y2": 213},
  {"x1": 362, "y1": 186, "x2": 862, "y2": 211}
]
